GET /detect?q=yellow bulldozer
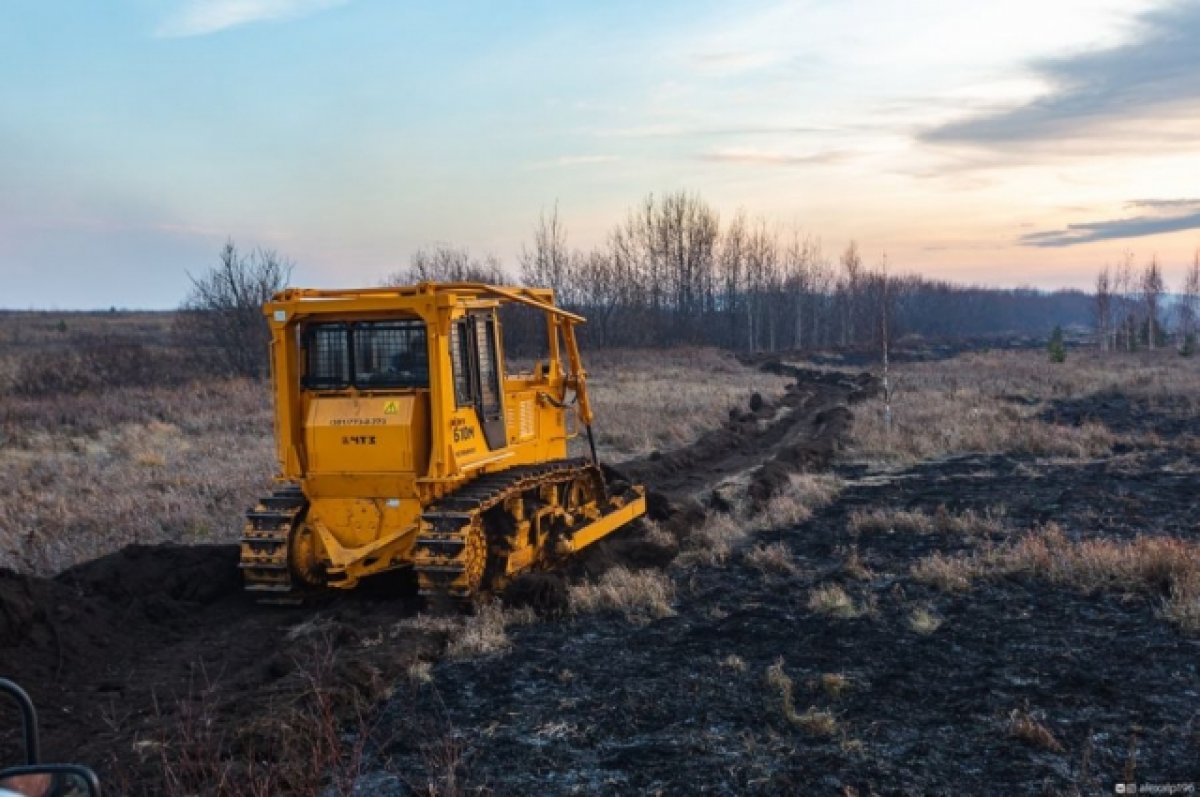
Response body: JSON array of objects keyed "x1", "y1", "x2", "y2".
[{"x1": 238, "y1": 283, "x2": 646, "y2": 603}]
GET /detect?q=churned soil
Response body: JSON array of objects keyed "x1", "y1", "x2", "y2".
[{"x1": 0, "y1": 543, "x2": 450, "y2": 792}]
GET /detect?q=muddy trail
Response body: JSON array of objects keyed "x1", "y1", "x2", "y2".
[
  {"x1": 0, "y1": 362, "x2": 871, "y2": 793},
  {"x1": 368, "y1": 390, "x2": 1200, "y2": 795}
]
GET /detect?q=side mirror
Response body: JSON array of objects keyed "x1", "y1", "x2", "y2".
[
  {"x1": 0, "y1": 680, "x2": 38, "y2": 766},
  {"x1": 0, "y1": 764, "x2": 100, "y2": 797}
]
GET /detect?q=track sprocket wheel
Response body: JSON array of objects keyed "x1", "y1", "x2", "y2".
[{"x1": 288, "y1": 521, "x2": 326, "y2": 589}]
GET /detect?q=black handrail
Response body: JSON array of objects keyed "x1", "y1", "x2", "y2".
[{"x1": 0, "y1": 678, "x2": 39, "y2": 765}]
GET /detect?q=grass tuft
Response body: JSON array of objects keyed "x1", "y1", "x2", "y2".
[
  {"x1": 446, "y1": 602, "x2": 517, "y2": 659},
  {"x1": 744, "y1": 542, "x2": 799, "y2": 576},
  {"x1": 569, "y1": 566, "x2": 676, "y2": 623},
  {"x1": 806, "y1": 583, "x2": 863, "y2": 619},
  {"x1": 908, "y1": 606, "x2": 943, "y2": 635}
]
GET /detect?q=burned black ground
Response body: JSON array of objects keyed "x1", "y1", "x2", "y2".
[{"x1": 373, "y1": 389, "x2": 1200, "y2": 796}]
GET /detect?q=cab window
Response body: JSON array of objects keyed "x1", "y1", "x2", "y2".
[{"x1": 302, "y1": 320, "x2": 428, "y2": 390}]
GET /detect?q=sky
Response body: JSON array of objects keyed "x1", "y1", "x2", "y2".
[{"x1": 2, "y1": 0, "x2": 1200, "y2": 309}]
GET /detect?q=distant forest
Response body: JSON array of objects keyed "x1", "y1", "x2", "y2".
[{"x1": 387, "y1": 191, "x2": 1093, "y2": 352}]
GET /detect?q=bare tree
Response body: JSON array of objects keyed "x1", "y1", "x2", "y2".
[
  {"x1": 519, "y1": 204, "x2": 574, "y2": 304},
  {"x1": 719, "y1": 212, "x2": 748, "y2": 350},
  {"x1": 1141, "y1": 255, "x2": 1165, "y2": 350},
  {"x1": 1179, "y1": 249, "x2": 1200, "y2": 354},
  {"x1": 1094, "y1": 265, "x2": 1112, "y2": 352},
  {"x1": 839, "y1": 241, "x2": 863, "y2": 345},
  {"x1": 1114, "y1": 251, "x2": 1136, "y2": 351},
  {"x1": 574, "y1": 245, "x2": 627, "y2": 346},
  {"x1": 385, "y1": 245, "x2": 506, "y2": 285},
  {"x1": 179, "y1": 240, "x2": 293, "y2": 378},
  {"x1": 784, "y1": 231, "x2": 818, "y2": 349},
  {"x1": 744, "y1": 219, "x2": 779, "y2": 352}
]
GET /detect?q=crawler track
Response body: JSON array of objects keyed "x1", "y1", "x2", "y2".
[
  {"x1": 413, "y1": 457, "x2": 607, "y2": 601},
  {"x1": 238, "y1": 483, "x2": 306, "y2": 604}
]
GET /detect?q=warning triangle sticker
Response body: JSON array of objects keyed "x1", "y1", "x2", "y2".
[{"x1": 383, "y1": 401, "x2": 398, "y2": 415}]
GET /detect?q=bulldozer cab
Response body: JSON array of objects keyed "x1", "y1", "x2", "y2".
[{"x1": 266, "y1": 284, "x2": 583, "y2": 486}]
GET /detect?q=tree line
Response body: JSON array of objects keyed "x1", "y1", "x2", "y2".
[
  {"x1": 184, "y1": 190, "x2": 1108, "y2": 376},
  {"x1": 386, "y1": 191, "x2": 1092, "y2": 354},
  {"x1": 1094, "y1": 251, "x2": 1200, "y2": 356}
]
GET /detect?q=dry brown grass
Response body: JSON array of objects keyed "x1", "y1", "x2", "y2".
[
  {"x1": 680, "y1": 472, "x2": 843, "y2": 567},
  {"x1": 720, "y1": 654, "x2": 747, "y2": 673},
  {"x1": 908, "y1": 606, "x2": 943, "y2": 635},
  {"x1": 1007, "y1": 708, "x2": 1065, "y2": 753},
  {"x1": 407, "y1": 660, "x2": 434, "y2": 684},
  {"x1": 765, "y1": 658, "x2": 839, "y2": 735},
  {"x1": 911, "y1": 524, "x2": 1200, "y2": 633},
  {"x1": 806, "y1": 583, "x2": 863, "y2": 619},
  {"x1": 850, "y1": 349, "x2": 1200, "y2": 464},
  {"x1": 569, "y1": 566, "x2": 676, "y2": 623},
  {"x1": 446, "y1": 602, "x2": 538, "y2": 659},
  {"x1": 581, "y1": 347, "x2": 790, "y2": 461},
  {"x1": 756, "y1": 473, "x2": 844, "y2": 529},
  {"x1": 0, "y1": 379, "x2": 274, "y2": 574},
  {"x1": 812, "y1": 672, "x2": 851, "y2": 698},
  {"x1": 678, "y1": 514, "x2": 745, "y2": 567},
  {"x1": 744, "y1": 542, "x2": 799, "y2": 576},
  {"x1": 848, "y1": 505, "x2": 1005, "y2": 537},
  {"x1": 758, "y1": 495, "x2": 814, "y2": 528},
  {"x1": 839, "y1": 546, "x2": 874, "y2": 581},
  {"x1": 911, "y1": 552, "x2": 974, "y2": 592},
  {"x1": 686, "y1": 472, "x2": 844, "y2": 566},
  {"x1": 783, "y1": 473, "x2": 844, "y2": 510}
]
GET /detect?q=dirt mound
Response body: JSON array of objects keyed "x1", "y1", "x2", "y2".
[
  {"x1": 613, "y1": 366, "x2": 876, "y2": 504},
  {"x1": 0, "y1": 569, "x2": 59, "y2": 649},
  {"x1": 1, "y1": 540, "x2": 445, "y2": 793},
  {"x1": 502, "y1": 572, "x2": 569, "y2": 617},
  {"x1": 1, "y1": 544, "x2": 242, "y2": 668},
  {"x1": 575, "y1": 365, "x2": 876, "y2": 588},
  {"x1": 58, "y1": 543, "x2": 241, "y2": 618}
]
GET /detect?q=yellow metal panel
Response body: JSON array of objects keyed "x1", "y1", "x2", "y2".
[
  {"x1": 306, "y1": 394, "x2": 430, "y2": 475},
  {"x1": 307, "y1": 496, "x2": 422, "y2": 549},
  {"x1": 559, "y1": 494, "x2": 648, "y2": 553},
  {"x1": 504, "y1": 390, "x2": 539, "y2": 444}
]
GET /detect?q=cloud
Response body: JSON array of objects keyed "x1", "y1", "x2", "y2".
[
  {"x1": 1020, "y1": 200, "x2": 1200, "y2": 247},
  {"x1": 1126, "y1": 198, "x2": 1200, "y2": 210},
  {"x1": 689, "y1": 50, "x2": 789, "y2": 76},
  {"x1": 700, "y1": 148, "x2": 844, "y2": 166},
  {"x1": 157, "y1": 0, "x2": 349, "y2": 38},
  {"x1": 924, "y1": 2, "x2": 1200, "y2": 147}
]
